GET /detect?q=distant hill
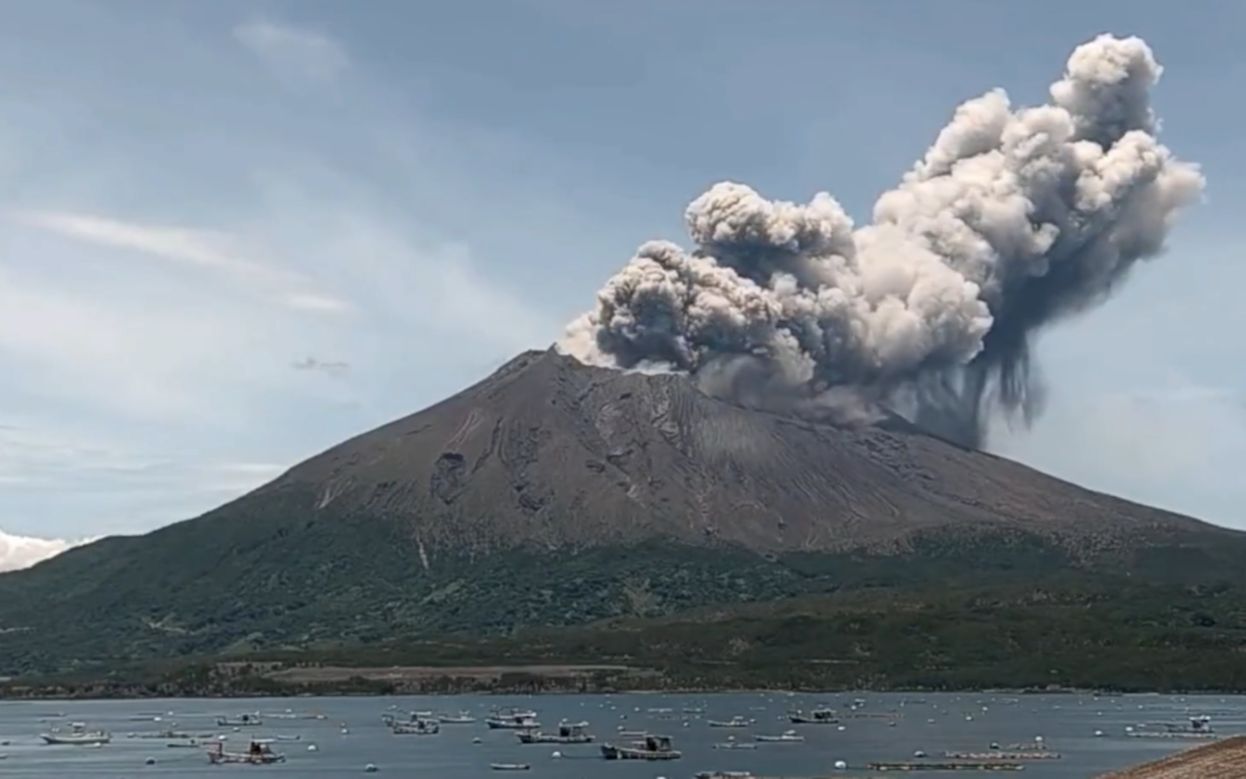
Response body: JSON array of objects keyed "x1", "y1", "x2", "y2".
[{"x1": 2, "y1": 348, "x2": 1245, "y2": 685}]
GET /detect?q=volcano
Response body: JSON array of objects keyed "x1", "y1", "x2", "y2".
[{"x1": 1, "y1": 348, "x2": 1243, "y2": 678}]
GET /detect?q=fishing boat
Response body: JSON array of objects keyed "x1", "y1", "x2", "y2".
[
  {"x1": 1128, "y1": 716, "x2": 1218, "y2": 740},
  {"x1": 438, "y1": 711, "x2": 477, "y2": 724},
  {"x1": 490, "y1": 764, "x2": 531, "y2": 771},
  {"x1": 207, "y1": 740, "x2": 285, "y2": 765},
  {"x1": 517, "y1": 721, "x2": 593, "y2": 744},
  {"x1": 486, "y1": 709, "x2": 541, "y2": 730},
  {"x1": 392, "y1": 717, "x2": 440, "y2": 735},
  {"x1": 755, "y1": 730, "x2": 804, "y2": 743},
  {"x1": 215, "y1": 713, "x2": 262, "y2": 727},
  {"x1": 601, "y1": 734, "x2": 682, "y2": 760},
  {"x1": 788, "y1": 707, "x2": 838, "y2": 724},
  {"x1": 41, "y1": 723, "x2": 112, "y2": 745},
  {"x1": 707, "y1": 716, "x2": 749, "y2": 728}
]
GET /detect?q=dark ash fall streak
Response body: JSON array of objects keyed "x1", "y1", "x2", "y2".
[{"x1": 560, "y1": 35, "x2": 1203, "y2": 446}]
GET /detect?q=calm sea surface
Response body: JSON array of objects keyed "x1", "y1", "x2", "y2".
[{"x1": 1, "y1": 691, "x2": 1242, "y2": 778}]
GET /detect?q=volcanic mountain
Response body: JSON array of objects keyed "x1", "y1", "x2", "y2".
[{"x1": 2, "y1": 348, "x2": 1244, "y2": 680}]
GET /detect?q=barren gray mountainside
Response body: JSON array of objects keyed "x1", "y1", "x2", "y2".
[
  {"x1": 258, "y1": 347, "x2": 1210, "y2": 556},
  {"x1": 4, "y1": 346, "x2": 1246, "y2": 676}
]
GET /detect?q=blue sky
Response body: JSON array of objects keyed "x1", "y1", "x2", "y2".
[{"x1": 1, "y1": 0, "x2": 1244, "y2": 567}]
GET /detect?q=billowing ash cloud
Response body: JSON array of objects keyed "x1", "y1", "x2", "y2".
[{"x1": 561, "y1": 34, "x2": 1204, "y2": 446}]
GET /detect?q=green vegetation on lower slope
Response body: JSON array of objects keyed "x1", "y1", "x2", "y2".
[{"x1": 4, "y1": 499, "x2": 1246, "y2": 693}]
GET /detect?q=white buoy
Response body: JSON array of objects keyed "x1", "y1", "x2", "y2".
[
  {"x1": 365, "y1": 764, "x2": 378, "y2": 773},
  {"x1": 1035, "y1": 735, "x2": 1044, "y2": 743},
  {"x1": 1094, "y1": 729, "x2": 1105, "y2": 737},
  {"x1": 551, "y1": 750, "x2": 562, "y2": 759},
  {"x1": 308, "y1": 744, "x2": 318, "y2": 752},
  {"x1": 341, "y1": 727, "x2": 350, "y2": 735},
  {"x1": 472, "y1": 737, "x2": 482, "y2": 744},
  {"x1": 836, "y1": 725, "x2": 846, "y2": 732},
  {"x1": 834, "y1": 760, "x2": 847, "y2": 770},
  {"x1": 914, "y1": 750, "x2": 927, "y2": 758},
  {"x1": 1125, "y1": 726, "x2": 1135, "y2": 733}
]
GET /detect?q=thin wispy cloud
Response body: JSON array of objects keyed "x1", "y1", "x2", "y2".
[
  {"x1": 11, "y1": 210, "x2": 350, "y2": 315},
  {"x1": 233, "y1": 20, "x2": 349, "y2": 85}
]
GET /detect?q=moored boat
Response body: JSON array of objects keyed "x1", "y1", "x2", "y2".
[
  {"x1": 601, "y1": 734, "x2": 682, "y2": 760},
  {"x1": 517, "y1": 721, "x2": 593, "y2": 744},
  {"x1": 707, "y1": 716, "x2": 749, "y2": 728},
  {"x1": 438, "y1": 711, "x2": 476, "y2": 724},
  {"x1": 392, "y1": 717, "x2": 440, "y2": 735},
  {"x1": 788, "y1": 707, "x2": 838, "y2": 724},
  {"x1": 755, "y1": 730, "x2": 804, "y2": 743},
  {"x1": 207, "y1": 740, "x2": 285, "y2": 765},
  {"x1": 216, "y1": 713, "x2": 262, "y2": 727},
  {"x1": 486, "y1": 709, "x2": 541, "y2": 730},
  {"x1": 41, "y1": 723, "x2": 111, "y2": 746}
]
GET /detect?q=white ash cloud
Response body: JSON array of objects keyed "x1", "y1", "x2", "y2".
[{"x1": 561, "y1": 34, "x2": 1203, "y2": 445}]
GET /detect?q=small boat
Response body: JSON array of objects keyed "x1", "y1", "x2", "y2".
[
  {"x1": 392, "y1": 718, "x2": 440, "y2": 735},
  {"x1": 207, "y1": 740, "x2": 285, "y2": 765},
  {"x1": 755, "y1": 730, "x2": 804, "y2": 743},
  {"x1": 788, "y1": 707, "x2": 838, "y2": 724},
  {"x1": 617, "y1": 729, "x2": 647, "y2": 737},
  {"x1": 714, "y1": 742, "x2": 758, "y2": 750},
  {"x1": 486, "y1": 709, "x2": 541, "y2": 730},
  {"x1": 707, "y1": 716, "x2": 749, "y2": 728},
  {"x1": 490, "y1": 764, "x2": 531, "y2": 771},
  {"x1": 696, "y1": 773, "x2": 754, "y2": 779},
  {"x1": 215, "y1": 713, "x2": 262, "y2": 727},
  {"x1": 601, "y1": 734, "x2": 682, "y2": 760},
  {"x1": 517, "y1": 721, "x2": 593, "y2": 744},
  {"x1": 438, "y1": 711, "x2": 477, "y2": 724},
  {"x1": 41, "y1": 723, "x2": 112, "y2": 746}
]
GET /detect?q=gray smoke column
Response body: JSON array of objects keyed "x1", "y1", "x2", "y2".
[{"x1": 560, "y1": 35, "x2": 1204, "y2": 446}]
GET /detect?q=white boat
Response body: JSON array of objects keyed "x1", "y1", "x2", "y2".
[
  {"x1": 207, "y1": 740, "x2": 285, "y2": 765},
  {"x1": 755, "y1": 730, "x2": 804, "y2": 743},
  {"x1": 215, "y1": 713, "x2": 262, "y2": 727},
  {"x1": 713, "y1": 741, "x2": 758, "y2": 750},
  {"x1": 392, "y1": 718, "x2": 440, "y2": 735},
  {"x1": 438, "y1": 711, "x2": 477, "y2": 724},
  {"x1": 707, "y1": 716, "x2": 749, "y2": 728},
  {"x1": 601, "y1": 734, "x2": 682, "y2": 760},
  {"x1": 486, "y1": 710, "x2": 540, "y2": 730},
  {"x1": 41, "y1": 723, "x2": 111, "y2": 745},
  {"x1": 517, "y1": 721, "x2": 593, "y2": 744},
  {"x1": 490, "y1": 764, "x2": 531, "y2": 771}
]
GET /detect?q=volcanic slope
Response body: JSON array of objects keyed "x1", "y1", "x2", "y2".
[{"x1": 2, "y1": 348, "x2": 1243, "y2": 673}]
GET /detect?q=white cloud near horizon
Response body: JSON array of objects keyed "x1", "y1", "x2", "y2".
[
  {"x1": 0, "y1": 528, "x2": 85, "y2": 572},
  {"x1": 233, "y1": 20, "x2": 349, "y2": 85}
]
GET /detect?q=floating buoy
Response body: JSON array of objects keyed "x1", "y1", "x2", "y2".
[
  {"x1": 836, "y1": 725, "x2": 846, "y2": 732},
  {"x1": 1125, "y1": 726, "x2": 1135, "y2": 733},
  {"x1": 472, "y1": 737, "x2": 482, "y2": 744},
  {"x1": 834, "y1": 760, "x2": 847, "y2": 770},
  {"x1": 365, "y1": 764, "x2": 379, "y2": 773},
  {"x1": 1095, "y1": 729, "x2": 1105, "y2": 737},
  {"x1": 965, "y1": 715, "x2": 974, "y2": 722},
  {"x1": 551, "y1": 750, "x2": 562, "y2": 759},
  {"x1": 145, "y1": 757, "x2": 156, "y2": 765},
  {"x1": 914, "y1": 750, "x2": 927, "y2": 758},
  {"x1": 308, "y1": 744, "x2": 318, "y2": 752},
  {"x1": 341, "y1": 728, "x2": 350, "y2": 735}
]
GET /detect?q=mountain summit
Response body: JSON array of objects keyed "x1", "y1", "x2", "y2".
[
  {"x1": 1, "y1": 348, "x2": 1242, "y2": 675},
  {"x1": 261, "y1": 347, "x2": 1208, "y2": 554}
]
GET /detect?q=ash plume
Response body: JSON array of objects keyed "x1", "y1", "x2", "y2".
[{"x1": 560, "y1": 34, "x2": 1203, "y2": 446}]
